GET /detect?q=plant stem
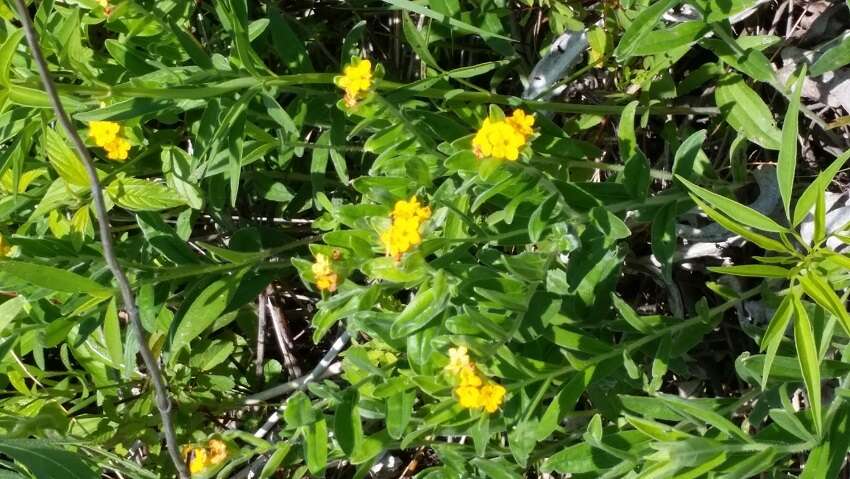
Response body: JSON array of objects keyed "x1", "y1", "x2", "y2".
[
  {"x1": 43, "y1": 72, "x2": 719, "y2": 117},
  {"x1": 12, "y1": 2, "x2": 190, "y2": 477}
]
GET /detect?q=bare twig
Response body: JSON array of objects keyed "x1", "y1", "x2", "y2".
[
  {"x1": 12, "y1": 2, "x2": 189, "y2": 477},
  {"x1": 265, "y1": 286, "x2": 302, "y2": 377},
  {"x1": 399, "y1": 447, "x2": 427, "y2": 478},
  {"x1": 229, "y1": 331, "x2": 350, "y2": 478},
  {"x1": 244, "y1": 330, "x2": 350, "y2": 407},
  {"x1": 255, "y1": 294, "x2": 267, "y2": 380}
]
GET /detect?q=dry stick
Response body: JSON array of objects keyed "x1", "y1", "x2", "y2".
[
  {"x1": 244, "y1": 330, "x2": 350, "y2": 408},
  {"x1": 256, "y1": 294, "x2": 267, "y2": 380},
  {"x1": 12, "y1": 2, "x2": 190, "y2": 477},
  {"x1": 265, "y1": 286, "x2": 302, "y2": 377},
  {"x1": 229, "y1": 331, "x2": 350, "y2": 478}
]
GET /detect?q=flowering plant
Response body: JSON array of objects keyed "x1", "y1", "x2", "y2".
[{"x1": 1, "y1": 2, "x2": 849, "y2": 479}]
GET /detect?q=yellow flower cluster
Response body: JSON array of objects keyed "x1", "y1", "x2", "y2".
[
  {"x1": 338, "y1": 58, "x2": 373, "y2": 107},
  {"x1": 445, "y1": 346, "x2": 506, "y2": 414},
  {"x1": 380, "y1": 196, "x2": 431, "y2": 260},
  {"x1": 0, "y1": 234, "x2": 11, "y2": 257},
  {"x1": 312, "y1": 253, "x2": 339, "y2": 292},
  {"x1": 182, "y1": 439, "x2": 228, "y2": 476},
  {"x1": 89, "y1": 121, "x2": 131, "y2": 161},
  {"x1": 472, "y1": 110, "x2": 535, "y2": 161}
]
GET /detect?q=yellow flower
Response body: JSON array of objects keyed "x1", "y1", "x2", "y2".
[
  {"x1": 446, "y1": 349, "x2": 506, "y2": 414},
  {"x1": 506, "y1": 109, "x2": 535, "y2": 139},
  {"x1": 0, "y1": 234, "x2": 11, "y2": 257},
  {"x1": 456, "y1": 386, "x2": 481, "y2": 409},
  {"x1": 312, "y1": 253, "x2": 339, "y2": 292},
  {"x1": 182, "y1": 440, "x2": 228, "y2": 476},
  {"x1": 104, "y1": 137, "x2": 131, "y2": 161},
  {"x1": 206, "y1": 439, "x2": 228, "y2": 466},
  {"x1": 458, "y1": 364, "x2": 483, "y2": 388},
  {"x1": 445, "y1": 346, "x2": 471, "y2": 376},
  {"x1": 89, "y1": 121, "x2": 120, "y2": 147},
  {"x1": 472, "y1": 118, "x2": 526, "y2": 161},
  {"x1": 479, "y1": 383, "x2": 507, "y2": 413},
  {"x1": 182, "y1": 446, "x2": 208, "y2": 475},
  {"x1": 339, "y1": 58, "x2": 373, "y2": 107},
  {"x1": 392, "y1": 196, "x2": 431, "y2": 221},
  {"x1": 381, "y1": 196, "x2": 430, "y2": 260}
]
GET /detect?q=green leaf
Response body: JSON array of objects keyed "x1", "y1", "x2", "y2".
[
  {"x1": 678, "y1": 176, "x2": 786, "y2": 233},
  {"x1": 469, "y1": 412, "x2": 490, "y2": 457},
  {"x1": 106, "y1": 177, "x2": 187, "y2": 211},
  {"x1": 0, "y1": 439, "x2": 97, "y2": 479},
  {"x1": 401, "y1": 12, "x2": 438, "y2": 68},
  {"x1": 304, "y1": 418, "x2": 328, "y2": 475},
  {"x1": 694, "y1": 0, "x2": 762, "y2": 22},
  {"x1": 792, "y1": 294, "x2": 823, "y2": 436},
  {"x1": 105, "y1": 40, "x2": 154, "y2": 75},
  {"x1": 800, "y1": 400, "x2": 850, "y2": 479},
  {"x1": 269, "y1": 8, "x2": 313, "y2": 73},
  {"x1": 541, "y1": 431, "x2": 648, "y2": 473},
  {"x1": 708, "y1": 265, "x2": 791, "y2": 278},
  {"x1": 171, "y1": 277, "x2": 237, "y2": 354},
  {"x1": 0, "y1": 296, "x2": 27, "y2": 335},
  {"x1": 44, "y1": 128, "x2": 88, "y2": 188},
  {"x1": 673, "y1": 130, "x2": 712, "y2": 182},
  {"x1": 612, "y1": 294, "x2": 654, "y2": 333},
  {"x1": 656, "y1": 394, "x2": 751, "y2": 442},
  {"x1": 161, "y1": 147, "x2": 203, "y2": 210},
  {"x1": 334, "y1": 390, "x2": 362, "y2": 456},
  {"x1": 778, "y1": 65, "x2": 805, "y2": 218},
  {"x1": 169, "y1": 23, "x2": 213, "y2": 69},
  {"x1": 509, "y1": 418, "x2": 538, "y2": 468},
  {"x1": 0, "y1": 29, "x2": 23, "y2": 87},
  {"x1": 793, "y1": 149, "x2": 850, "y2": 227},
  {"x1": 390, "y1": 272, "x2": 448, "y2": 338},
  {"x1": 75, "y1": 98, "x2": 186, "y2": 122},
  {"x1": 715, "y1": 74, "x2": 781, "y2": 150},
  {"x1": 0, "y1": 260, "x2": 111, "y2": 296},
  {"x1": 736, "y1": 354, "x2": 850, "y2": 385},
  {"x1": 811, "y1": 33, "x2": 850, "y2": 76},
  {"x1": 284, "y1": 392, "x2": 317, "y2": 428},
  {"x1": 471, "y1": 458, "x2": 522, "y2": 479},
  {"x1": 103, "y1": 299, "x2": 123, "y2": 368},
  {"x1": 259, "y1": 443, "x2": 292, "y2": 479},
  {"x1": 798, "y1": 271, "x2": 850, "y2": 337},
  {"x1": 536, "y1": 367, "x2": 597, "y2": 441},
  {"x1": 702, "y1": 37, "x2": 775, "y2": 83},
  {"x1": 718, "y1": 448, "x2": 776, "y2": 479},
  {"x1": 382, "y1": 0, "x2": 514, "y2": 42},
  {"x1": 768, "y1": 408, "x2": 814, "y2": 442},
  {"x1": 688, "y1": 195, "x2": 789, "y2": 253},
  {"x1": 651, "y1": 202, "x2": 677, "y2": 281},
  {"x1": 624, "y1": 414, "x2": 689, "y2": 441},
  {"x1": 759, "y1": 294, "x2": 793, "y2": 389},
  {"x1": 632, "y1": 21, "x2": 710, "y2": 56},
  {"x1": 222, "y1": 0, "x2": 264, "y2": 75},
  {"x1": 528, "y1": 194, "x2": 558, "y2": 242},
  {"x1": 386, "y1": 390, "x2": 414, "y2": 440},
  {"x1": 8, "y1": 85, "x2": 84, "y2": 111},
  {"x1": 614, "y1": 0, "x2": 683, "y2": 60},
  {"x1": 618, "y1": 101, "x2": 650, "y2": 200}
]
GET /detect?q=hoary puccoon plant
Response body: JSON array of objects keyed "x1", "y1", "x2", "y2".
[{"x1": 2, "y1": 1, "x2": 850, "y2": 479}]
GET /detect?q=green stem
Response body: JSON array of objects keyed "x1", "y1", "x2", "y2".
[
  {"x1": 40, "y1": 71, "x2": 718, "y2": 117},
  {"x1": 539, "y1": 158, "x2": 674, "y2": 181}
]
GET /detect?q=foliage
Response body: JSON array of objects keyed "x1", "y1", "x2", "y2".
[{"x1": 1, "y1": 0, "x2": 850, "y2": 478}]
